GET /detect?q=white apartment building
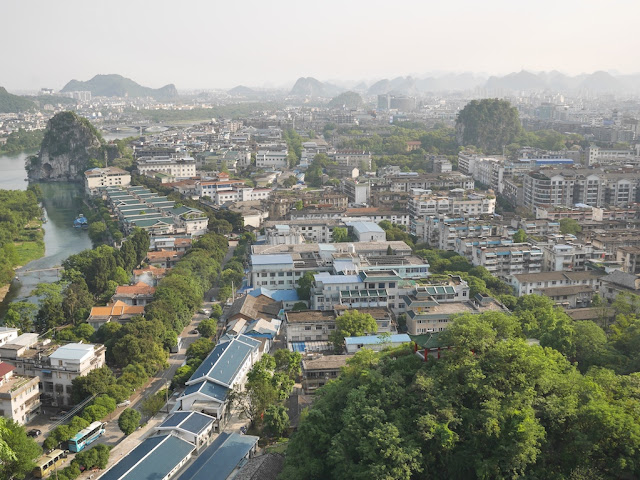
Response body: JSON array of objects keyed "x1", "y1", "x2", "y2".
[
  {"x1": 408, "y1": 190, "x2": 496, "y2": 218},
  {"x1": 586, "y1": 145, "x2": 638, "y2": 166},
  {"x1": 0, "y1": 338, "x2": 106, "y2": 407},
  {"x1": 342, "y1": 179, "x2": 370, "y2": 205},
  {"x1": 542, "y1": 242, "x2": 604, "y2": 272},
  {"x1": 84, "y1": 167, "x2": 131, "y2": 195},
  {"x1": 0, "y1": 362, "x2": 40, "y2": 425},
  {"x1": 212, "y1": 187, "x2": 271, "y2": 206},
  {"x1": 137, "y1": 156, "x2": 197, "y2": 179},
  {"x1": 256, "y1": 149, "x2": 288, "y2": 169},
  {"x1": 0, "y1": 327, "x2": 18, "y2": 347},
  {"x1": 332, "y1": 150, "x2": 372, "y2": 169},
  {"x1": 471, "y1": 243, "x2": 543, "y2": 279},
  {"x1": 458, "y1": 152, "x2": 504, "y2": 192},
  {"x1": 263, "y1": 220, "x2": 341, "y2": 244},
  {"x1": 508, "y1": 271, "x2": 604, "y2": 297}
]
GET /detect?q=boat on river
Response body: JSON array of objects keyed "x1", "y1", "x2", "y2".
[{"x1": 73, "y1": 214, "x2": 88, "y2": 229}]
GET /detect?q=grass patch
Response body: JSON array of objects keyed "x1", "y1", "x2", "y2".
[
  {"x1": 264, "y1": 441, "x2": 288, "y2": 454},
  {"x1": 15, "y1": 241, "x2": 45, "y2": 265}
]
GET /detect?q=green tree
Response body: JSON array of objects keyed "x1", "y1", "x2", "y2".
[
  {"x1": 197, "y1": 318, "x2": 217, "y2": 338},
  {"x1": 296, "y1": 271, "x2": 316, "y2": 300},
  {"x1": 118, "y1": 408, "x2": 141, "y2": 435},
  {"x1": 186, "y1": 338, "x2": 215, "y2": 364},
  {"x1": 263, "y1": 404, "x2": 290, "y2": 437},
  {"x1": 332, "y1": 227, "x2": 349, "y2": 243},
  {"x1": 210, "y1": 303, "x2": 223, "y2": 319},
  {"x1": 0, "y1": 419, "x2": 42, "y2": 480},
  {"x1": 141, "y1": 390, "x2": 167, "y2": 418},
  {"x1": 283, "y1": 175, "x2": 298, "y2": 188},
  {"x1": 560, "y1": 218, "x2": 582, "y2": 235},
  {"x1": 513, "y1": 228, "x2": 527, "y2": 243},
  {"x1": 291, "y1": 301, "x2": 307, "y2": 311},
  {"x1": 294, "y1": 200, "x2": 304, "y2": 210},
  {"x1": 456, "y1": 98, "x2": 522, "y2": 153},
  {"x1": 3, "y1": 302, "x2": 37, "y2": 332},
  {"x1": 330, "y1": 310, "x2": 378, "y2": 351},
  {"x1": 274, "y1": 349, "x2": 302, "y2": 379}
]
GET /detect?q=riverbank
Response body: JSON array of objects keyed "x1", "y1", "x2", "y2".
[{"x1": 0, "y1": 219, "x2": 45, "y2": 303}]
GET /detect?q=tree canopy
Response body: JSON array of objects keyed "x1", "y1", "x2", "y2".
[
  {"x1": 281, "y1": 313, "x2": 640, "y2": 480},
  {"x1": 456, "y1": 99, "x2": 522, "y2": 153}
]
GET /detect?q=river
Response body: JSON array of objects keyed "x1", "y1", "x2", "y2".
[{"x1": 0, "y1": 152, "x2": 93, "y2": 310}]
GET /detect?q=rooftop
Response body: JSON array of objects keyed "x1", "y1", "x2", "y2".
[
  {"x1": 177, "y1": 432, "x2": 259, "y2": 480},
  {"x1": 286, "y1": 310, "x2": 336, "y2": 324},
  {"x1": 302, "y1": 355, "x2": 354, "y2": 371},
  {"x1": 98, "y1": 434, "x2": 195, "y2": 480},
  {"x1": 344, "y1": 334, "x2": 411, "y2": 346}
]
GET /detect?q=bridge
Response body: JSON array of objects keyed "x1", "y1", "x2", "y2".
[{"x1": 18, "y1": 266, "x2": 64, "y2": 275}]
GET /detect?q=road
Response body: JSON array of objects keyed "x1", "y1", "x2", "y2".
[{"x1": 27, "y1": 306, "x2": 214, "y2": 478}]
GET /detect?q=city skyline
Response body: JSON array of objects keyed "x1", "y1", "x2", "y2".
[{"x1": 3, "y1": 0, "x2": 640, "y2": 91}]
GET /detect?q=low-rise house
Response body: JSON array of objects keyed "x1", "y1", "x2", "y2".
[
  {"x1": 146, "y1": 249, "x2": 185, "y2": 268},
  {"x1": 112, "y1": 282, "x2": 156, "y2": 306},
  {"x1": 177, "y1": 432, "x2": 259, "y2": 480},
  {"x1": 344, "y1": 333, "x2": 411, "y2": 354},
  {"x1": 132, "y1": 265, "x2": 167, "y2": 286},
  {"x1": 533, "y1": 285, "x2": 596, "y2": 308},
  {"x1": 301, "y1": 355, "x2": 353, "y2": 394},
  {"x1": 87, "y1": 301, "x2": 145, "y2": 330},
  {"x1": 225, "y1": 295, "x2": 282, "y2": 324},
  {"x1": 285, "y1": 308, "x2": 394, "y2": 351},
  {"x1": 179, "y1": 335, "x2": 262, "y2": 430},
  {"x1": 0, "y1": 362, "x2": 40, "y2": 425},
  {"x1": 600, "y1": 270, "x2": 640, "y2": 302},
  {"x1": 403, "y1": 292, "x2": 507, "y2": 335}
]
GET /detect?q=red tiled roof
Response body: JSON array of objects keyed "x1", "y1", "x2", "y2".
[{"x1": 0, "y1": 362, "x2": 16, "y2": 377}]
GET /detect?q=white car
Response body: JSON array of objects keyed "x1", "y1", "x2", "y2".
[{"x1": 117, "y1": 400, "x2": 131, "y2": 408}]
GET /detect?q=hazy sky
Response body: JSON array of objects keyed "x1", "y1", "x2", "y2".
[{"x1": 3, "y1": 0, "x2": 639, "y2": 92}]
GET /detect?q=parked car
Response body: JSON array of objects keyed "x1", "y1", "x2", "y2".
[
  {"x1": 49, "y1": 415, "x2": 62, "y2": 421},
  {"x1": 190, "y1": 329, "x2": 199, "y2": 334},
  {"x1": 117, "y1": 400, "x2": 131, "y2": 408},
  {"x1": 27, "y1": 429, "x2": 41, "y2": 437}
]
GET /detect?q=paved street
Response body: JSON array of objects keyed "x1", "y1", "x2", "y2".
[{"x1": 28, "y1": 307, "x2": 213, "y2": 478}]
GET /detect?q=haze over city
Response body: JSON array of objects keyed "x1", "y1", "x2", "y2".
[{"x1": 3, "y1": 0, "x2": 640, "y2": 91}]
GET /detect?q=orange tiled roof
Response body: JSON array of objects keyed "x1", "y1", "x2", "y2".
[
  {"x1": 115, "y1": 282, "x2": 156, "y2": 296},
  {"x1": 146, "y1": 250, "x2": 184, "y2": 261},
  {"x1": 89, "y1": 301, "x2": 145, "y2": 318},
  {"x1": 133, "y1": 265, "x2": 168, "y2": 276}
]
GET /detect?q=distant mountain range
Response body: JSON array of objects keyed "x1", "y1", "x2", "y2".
[
  {"x1": 61, "y1": 74, "x2": 178, "y2": 100},
  {"x1": 290, "y1": 77, "x2": 344, "y2": 97},
  {"x1": 0, "y1": 87, "x2": 36, "y2": 113},
  {"x1": 287, "y1": 70, "x2": 640, "y2": 98}
]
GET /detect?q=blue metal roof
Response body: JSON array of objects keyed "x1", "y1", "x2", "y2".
[
  {"x1": 345, "y1": 221, "x2": 385, "y2": 234},
  {"x1": 189, "y1": 342, "x2": 229, "y2": 381},
  {"x1": 160, "y1": 412, "x2": 190, "y2": 428},
  {"x1": 100, "y1": 435, "x2": 194, "y2": 480},
  {"x1": 313, "y1": 273, "x2": 362, "y2": 284},
  {"x1": 250, "y1": 254, "x2": 294, "y2": 266},
  {"x1": 177, "y1": 432, "x2": 258, "y2": 480},
  {"x1": 345, "y1": 334, "x2": 411, "y2": 346},
  {"x1": 187, "y1": 336, "x2": 258, "y2": 387},
  {"x1": 248, "y1": 287, "x2": 299, "y2": 302},
  {"x1": 179, "y1": 412, "x2": 214, "y2": 435}
]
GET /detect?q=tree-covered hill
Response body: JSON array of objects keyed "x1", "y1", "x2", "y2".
[
  {"x1": 0, "y1": 87, "x2": 36, "y2": 113},
  {"x1": 455, "y1": 98, "x2": 521, "y2": 154},
  {"x1": 280, "y1": 311, "x2": 640, "y2": 480},
  {"x1": 61, "y1": 74, "x2": 178, "y2": 100},
  {"x1": 328, "y1": 91, "x2": 364, "y2": 109}
]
